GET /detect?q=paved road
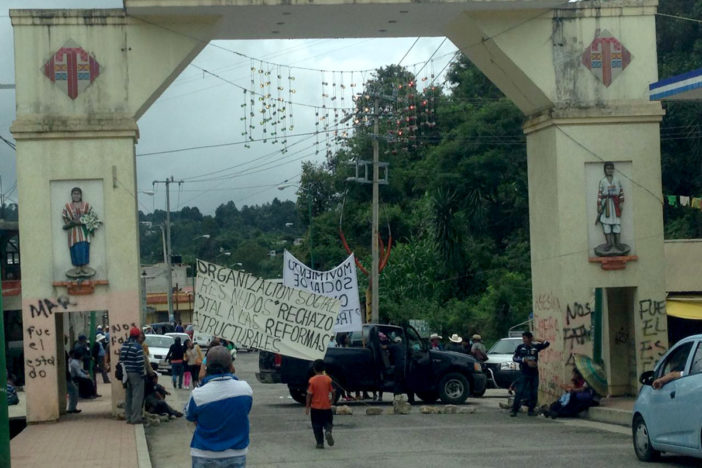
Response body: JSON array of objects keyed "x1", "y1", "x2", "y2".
[{"x1": 146, "y1": 352, "x2": 698, "y2": 468}]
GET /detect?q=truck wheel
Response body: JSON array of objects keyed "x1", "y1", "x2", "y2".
[
  {"x1": 439, "y1": 372, "x2": 470, "y2": 404},
  {"x1": 416, "y1": 391, "x2": 439, "y2": 403},
  {"x1": 288, "y1": 385, "x2": 307, "y2": 405}
]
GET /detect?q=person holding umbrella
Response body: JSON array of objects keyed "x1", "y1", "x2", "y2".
[{"x1": 510, "y1": 331, "x2": 549, "y2": 417}]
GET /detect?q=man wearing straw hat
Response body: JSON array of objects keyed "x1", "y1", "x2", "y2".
[
  {"x1": 470, "y1": 334, "x2": 488, "y2": 362},
  {"x1": 446, "y1": 334, "x2": 464, "y2": 353},
  {"x1": 429, "y1": 333, "x2": 443, "y2": 351}
]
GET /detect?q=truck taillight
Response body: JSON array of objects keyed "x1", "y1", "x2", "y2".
[{"x1": 274, "y1": 354, "x2": 282, "y2": 368}]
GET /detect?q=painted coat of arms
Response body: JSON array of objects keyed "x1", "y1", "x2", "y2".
[
  {"x1": 43, "y1": 40, "x2": 101, "y2": 100},
  {"x1": 581, "y1": 30, "x2": 632, "y2": 88}
]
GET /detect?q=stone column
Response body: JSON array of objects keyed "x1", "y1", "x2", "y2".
[
  {"x1": 447, "y1": 0, "x2": 667, "y2": 399},
  {"x1": 11, "y1": 9, "x2": 214, "y2": 422}
]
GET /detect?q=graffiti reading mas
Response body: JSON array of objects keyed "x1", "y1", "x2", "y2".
[{"x1": 194, "y1": 259, "x2": 340, "y2": 361}]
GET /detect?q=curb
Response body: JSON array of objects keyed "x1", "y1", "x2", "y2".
[
  {"x1": 135, "y1": 423, "x2": 152, "y2": 468},
  {"x1": 581, "y1": 406, "x2": 632, "y2": 427}
]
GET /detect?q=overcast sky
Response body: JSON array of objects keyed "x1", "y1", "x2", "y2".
[{"x1": 0, "y1": 0, "x2": 457, "y2": 215}]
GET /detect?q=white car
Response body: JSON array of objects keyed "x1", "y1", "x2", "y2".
[
  {"x1": 144, "y1": 334, "x2": 175, "y2": 374},
  {"x1": 192, "y1": 331, "x2": 213, "y2": 348},
  {"x1": 165, "y1": 332, "x2": 191, "y2": 345}
]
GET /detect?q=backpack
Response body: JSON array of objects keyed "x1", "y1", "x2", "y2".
[{"x1": 115, "y1": 361, "x2": 124, "y2": 381}]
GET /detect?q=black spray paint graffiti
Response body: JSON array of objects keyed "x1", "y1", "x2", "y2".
[
  {"x1": 614, "y1": 326, "x2": 629, "y2": 345},
  {"x1": 638, "y1": 299, "x2": 667, "y2": 369},
  {"x1": 563, "y1": 325, "x2": 592, "y2": 349},
  {"x1": 566, "y1": 302, "x2": 592, "y2": 326},
  {"x1": 639, "y1": 299, "x2": 667, "y2": 337},
  {"x1": 25, "y1": 298, "x2": 72, "y2": 379},
  {"x1": 110, "y1": 322, "x2": 138, "y2": 356}
]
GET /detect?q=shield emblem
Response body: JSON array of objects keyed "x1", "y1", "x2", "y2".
[
  {"x1": 581, "y1": 30, "x2": 632, "y2": 88},
  {"x1": 43, "y1": 40, "x2": 101, "y2": 100}
]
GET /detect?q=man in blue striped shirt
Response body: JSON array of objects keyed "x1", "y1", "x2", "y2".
[
  {"x1": 120, "y1": 326, "x2": 145, "y2": 424},
  {"x1": 185, "y1": 346, "x2": 253, "y2": 467}
]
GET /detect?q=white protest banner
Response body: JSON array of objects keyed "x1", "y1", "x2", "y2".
[
  {"x1": 282, "y1": 250, "x2": 362, "y2": 333},
  {"x1": 194, "y1": 259, "x2": 340, "y2": 361}
]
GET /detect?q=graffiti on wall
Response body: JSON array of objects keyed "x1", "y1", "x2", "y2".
[
  {"x1": 24, "y1": 297, "x2": 70, "y2": 380},
  {"x1": 638, "y1": 299, "x2": 667, "y2": 370}
]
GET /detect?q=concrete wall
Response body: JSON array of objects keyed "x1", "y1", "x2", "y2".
[
  {"x1": 665, "y1": 239, "x2": 702, "y2": 293},
  {"x1": 11, "y1": 9, "x2": 211, "y2": 422}
]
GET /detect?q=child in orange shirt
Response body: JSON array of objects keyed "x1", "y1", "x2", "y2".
[{"x1": 305, "y1": 359, "x2": 336, "y2": 449}]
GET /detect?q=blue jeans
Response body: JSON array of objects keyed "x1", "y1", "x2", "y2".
[
  {"x1": 171, "y1": 362, "x2": 184, "y2": 388},
  {"x1": 512, "y1": 373, "x2": 539, "y2": 412},
  {"x1": 192, "y1": 455, "x2": 246, "y2": 468}
]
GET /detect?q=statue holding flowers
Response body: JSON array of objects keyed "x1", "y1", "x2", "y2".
[{"x1": 62, "y1": 186, "x2": 102, "y2": 278}]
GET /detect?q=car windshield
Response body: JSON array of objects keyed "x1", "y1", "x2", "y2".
[
  {"x1": 145, "y1": 335, "x2": 174, "y2": 348},
  {"x1": 489, "y1": 339, "x2": 520, "y2": 354}
]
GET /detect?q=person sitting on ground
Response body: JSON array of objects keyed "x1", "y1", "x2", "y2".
[
  {"x1": 429, "y1": 333, "x2": 443, "y2": 351},
  {"x1": 545, "y1": 368, "x2": 596, "y2": 419},
  {"x1": 69, "y1": 350, "x2": 99, "y2": 399},
  {"x1": 144, "y1": 374, "x2": 183, "y2": 418},
  {"x1": 446, "y1": 334, "x2": 464, "y2": 353}
]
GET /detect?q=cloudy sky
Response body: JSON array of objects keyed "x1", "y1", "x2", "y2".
[{"x1": 0, "y1": 0, "x2": 457, "y2": 215}]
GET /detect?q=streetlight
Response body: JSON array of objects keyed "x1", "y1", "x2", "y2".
[{"x1": 278, "y1": 183, "x2": 314, "y2": 268}]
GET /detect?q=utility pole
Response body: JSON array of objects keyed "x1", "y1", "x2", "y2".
[
  {"x1": 153, "y1": 176, "x2": 182, "y2": 323},
  {"x1": 371, "y1": 98, "x2": 380, "y2": 323},
  {"x1": 347, "y1": 92, "x2": 391, "y2": 323}
]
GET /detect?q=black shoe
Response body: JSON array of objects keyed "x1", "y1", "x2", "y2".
[
  {"x1": 315, "y1": 444, "x2": 324, "y2": 449},
  {"x1": 509, "y1": 411, "x2": 517, "y2": 417},
  {"x1": 325, "y1": 430, "x2": 334, "y2": 447},
  {"x1": 67, "y1": 409, "x2": 82, "y2": 414}
]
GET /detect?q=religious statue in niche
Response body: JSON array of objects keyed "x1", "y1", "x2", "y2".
[
  {"x1": 62, "y1": 187, "x2": 102, "y2": 278},
  {"x1": 594, "y1": 162, "x2": 630, "y2": 256}
]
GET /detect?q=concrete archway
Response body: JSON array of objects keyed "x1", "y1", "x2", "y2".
[{"x1": 11, "y1": 0, "x2": 666, "y2": 421}]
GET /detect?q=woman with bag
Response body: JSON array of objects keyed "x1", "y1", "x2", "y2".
[{"x1": 184, "y1": 339, "x2": 203, "y2": 387}]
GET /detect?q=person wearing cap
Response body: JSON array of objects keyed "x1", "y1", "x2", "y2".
[
  {"x1": 510, "y1": 331, "x2": 550, "y2": 417},
  {"x1": 446, "y1": 334, "x2": 464, "y2": 353},
  {"x1": 120, "y1": 326, "x2": 146, "y2": 424},
  {"x1": 470, "y1": 334, "x2": 488, "y2": 362},
  {"x1": 91, "y1": 333, "x2": 110, "y2": 383},
  {"x1": 429, "y1": 333, "x2": 443, "y2": 351},
  {"x1": 185, "y1": 345, "x2": 253, "y2": 467}
]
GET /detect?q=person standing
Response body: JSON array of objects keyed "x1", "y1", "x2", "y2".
[
  {"x1": 510, "y1": 331, "x2": 550, "y2": 417},
  {"x1": 66, "y1": 351, "x2": 81, "y2": 413},
  {"x1": 470, "y1": 334, "x2": 488, "y2": 362},
  {"x1": 120, "y1": 326, "x2": 146, "y2": 424},
  {"x1": 184, "y1": 339, "x2": 203, "y2": 387},
  {"x1": 185, "y1": 346, "x2": 253, "y2": 467},
  {"x1": 92, "y1": 333, "x2": 110, "y2": 383},
  {"x1": 429, "y1": 333, "x2": 443, "y2": 351},
  {"x1": 446, "y1": 334, "x2": 464, "y2": 353},
  {"x1": 166, "y1": 336, "x2": 186, "y2": 389},
  {"x1": 305, "y1": 359, "x2": 335, "y2": 449}
]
